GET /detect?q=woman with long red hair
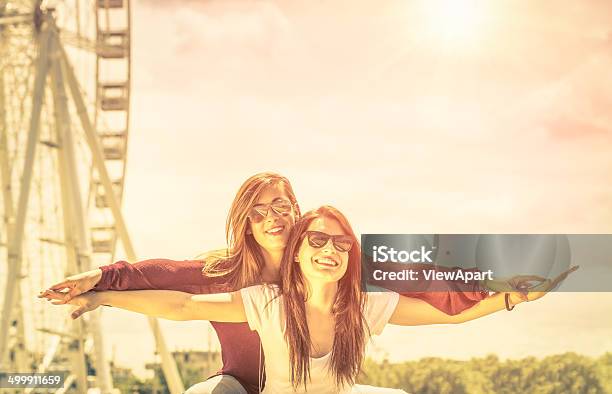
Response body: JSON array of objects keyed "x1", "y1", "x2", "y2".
[{"x1": 42, "y1": 205, "x2": 571, "y2": 393}]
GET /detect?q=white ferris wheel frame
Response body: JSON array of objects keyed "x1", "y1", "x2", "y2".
[{"x1": 0, "y1": 3, "x2": 185, "y2": 393}]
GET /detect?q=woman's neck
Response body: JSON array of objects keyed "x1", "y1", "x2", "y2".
[
  {"x1": 305, "y1": 280, "x2": 337, "y2": 313},
  {"x1": 259, "y1": 247, "x2": 284, "y2": 283}
]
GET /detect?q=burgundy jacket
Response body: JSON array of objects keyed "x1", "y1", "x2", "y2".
[{"x1": 93, "y1": 259, "x2": 488, "y2": 394}]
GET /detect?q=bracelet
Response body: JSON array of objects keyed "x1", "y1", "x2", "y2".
[{"x1": 505, "y1": 293, "x2": 515, "y2": 311}]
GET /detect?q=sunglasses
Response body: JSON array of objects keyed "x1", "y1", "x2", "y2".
[
  {"x1": 301, "y1": 230, "x2": 354, "y2": 253},
  {"x1": 248, "y1": 199, "x2": 293, "y2": 223}
]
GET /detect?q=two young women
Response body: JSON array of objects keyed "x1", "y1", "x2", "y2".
[{"x1": 40, "y1": 173, "x2": 557, "y2": 393}]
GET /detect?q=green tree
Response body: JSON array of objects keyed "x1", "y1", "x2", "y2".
[
  {"x1": 359, "y1": 352, "x2": 610, "y2": 394},
  {"x1": 596, "y1": 353, "x2": 611, "y2": 394},
  {"x1": 528, "y1": 353, "x2": 605, "y2": 394}
]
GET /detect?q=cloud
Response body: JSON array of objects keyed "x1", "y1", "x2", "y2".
[{"x1": 133, "y1": 0, "x2": 294, "y2": 95}]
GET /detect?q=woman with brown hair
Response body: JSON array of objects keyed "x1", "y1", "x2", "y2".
[
  {"x1": 41, "y1": 205, "x2": 571, "y2": 393},
  {"x1": 43, "y1": 172, "x2": 302, "y2": 393},
  {"x1": 37, "y1": 172, "x2": 491, "y2": 393},
  {"x1": 40, "y1": 172, "x2": 488, "y2": 393}
]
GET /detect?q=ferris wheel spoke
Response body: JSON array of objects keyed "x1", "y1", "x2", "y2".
[
  {"x1": 0, "y1": 71, "x2": 14, "y2": 225},
  {"x1": 0, "y1": 69, "x2": 13, "y2": 265},
  {"x1": 60, "y1": 29, "x2": 128, "y2": 58},
  {"x1": 49, "y1": 39, "x2": 81, "y2": 276},
  {"x1": 50, "y1": 37, "x2": 112, "y2": 383}
]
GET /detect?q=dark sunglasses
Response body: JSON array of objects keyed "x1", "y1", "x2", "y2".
[
  {"x1": 248, "y1": 199, "x2": 293, "y2": 223},
  {"x1": 301, "y1": 230, "x2": 354, "y2": 253}
]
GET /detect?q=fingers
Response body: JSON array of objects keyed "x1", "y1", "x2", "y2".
[
  {"x1": 49, "y1": 280, "x2": 74, "y2": 291},
  {"x1": 38, "y1": 290, "x2": 82, "y2": 306},
  {"x1": 40, "y1": 291, "x2": 92, "y2": 319},
  {"x1": 552, "y1": 266, "x2": 578, "y2": 282},
  {"x1": 547, "y1": 266, "x2": 579, "y2": 288},
  {"x1": 529, "y1": 279, "x2": 553, "y2": 293},
  {"x1": 38, "y1": 289, "x2": 53, "y2": 298},
  {"x1": 562, "y1": 265, "x2": 579, "y2": 277},
  {"x1": 71, "y1": 306, "x2": 87, "y2": 320},
  {"x1": 507, "y1": 279, "x2": 538, "y2": 295},
  {"x1": 511, "y1": 266, "x2": 579, "y2": 302},
  {"x1": 64, "y1": 286, "x2": 84, "y2": 303},
  {"x1": 38, "y1": 290, "x2": 66, "y2": 302},
  {"x1": 550, "y1": 274, "x2": 567, "y2": 289},
  {"x1": 39, "y1": 286, "x2": 85, "y2": 303}
]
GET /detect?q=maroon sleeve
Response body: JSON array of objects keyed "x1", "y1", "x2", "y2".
[
  {"x1": 400, "y1": 291, "x2": 488, "y2": 316},
  {"x1": 92, "y1": 259, "x2": 225, "y2": 294},
  {"x1": 399, "y1": 266, "x2": 489, "y2": 315}
]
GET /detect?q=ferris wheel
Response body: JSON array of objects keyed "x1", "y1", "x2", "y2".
[{"x1": 0, "y1": 1, "x2": 184, "y2": 392}]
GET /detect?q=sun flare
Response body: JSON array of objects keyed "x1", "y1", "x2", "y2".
[{"x1": 419, "y1": 0, "x2": 489, "y2": 51}]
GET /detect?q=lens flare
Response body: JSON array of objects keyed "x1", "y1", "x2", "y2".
[{"x1": 419, "y1": 0, "x2": 489, "y2": 51}]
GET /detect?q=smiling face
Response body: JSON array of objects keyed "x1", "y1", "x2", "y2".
[
  {"x1": 280, "y1": 206, "x2": 366, "y2": 392},
  {"x1": 249, "y1": 183, "x2": 297, "y2": 252},
  {"x1": 296, "y1": 216, "x2": 351, "y2": 284}
]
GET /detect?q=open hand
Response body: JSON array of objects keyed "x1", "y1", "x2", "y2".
[
  {"x1": 483, "y1": 266, "x2": 578, "y2": 294},
  {"x1": 38, "y1": 269, "x2": 102, "y2": 305},
  {"x1": 513, "y1": 265, "x2": 579, "y2": 303},
  {"x1": 39, "y1": 289, "x2": 101, "y2": 320},
  {"x1": 482, "y1": 274, "x2": 548, "y2": 293}
]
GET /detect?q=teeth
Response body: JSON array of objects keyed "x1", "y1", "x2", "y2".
[
  {"x1": 266, "y1": 226, "x2": 283, "y2": 234},
  {"x1": 315, "y1": 257, "x2": 338, "y2": 267}
]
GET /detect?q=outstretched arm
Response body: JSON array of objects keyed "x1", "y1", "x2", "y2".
[
  {"x1": 389, "y1": 291, "x2": 522, "y2": 325},
  {"x1": 93, "y1": 259, "x2": 216, "y2": 292},
  {"x1": 389, "y1": 266, "x2": 578, "y2": 326},
  {"x1": 43, "y1": 289, "x2": 246, "y2": 322},
  {"x1": 39, "y1": 258, "x2": 223, "y2": 306}
]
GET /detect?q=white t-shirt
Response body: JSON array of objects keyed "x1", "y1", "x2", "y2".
[{"x1": 240, "y1": 284, "x2": 399, "y2": 394}]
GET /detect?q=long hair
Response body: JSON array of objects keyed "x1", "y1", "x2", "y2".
[
  {"x1": 279, "y1": 206, "x2": 368, "y2": 390},
  {"x1": 200, "y1": 172, "x2": 300, "y2": 291}
]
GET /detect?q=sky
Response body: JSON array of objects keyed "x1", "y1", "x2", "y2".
[
  {"x1": 82, "y1": 0, "x2": 612, "y2": 379},
  {"x1": 3, "y1": 0, "x2": 611, "y2": 381}
]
